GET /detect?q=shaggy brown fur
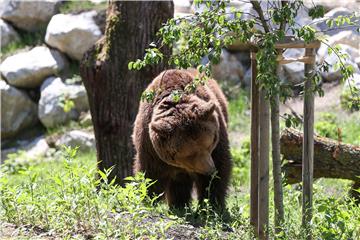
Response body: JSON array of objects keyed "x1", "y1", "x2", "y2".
[{"x1": 132, "y1": 69, "x2": 232, "y2": 210}]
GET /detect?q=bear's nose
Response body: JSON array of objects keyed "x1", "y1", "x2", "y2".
[{"x1": 196, "y1": 155, "x2": 216, "y2": 175}]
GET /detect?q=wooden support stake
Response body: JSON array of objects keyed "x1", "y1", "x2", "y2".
[
  {"x1": 302, "y1": 48, "x2": 316, "y2": 239},
  {"x1": 258, "y1": 88, "x2": 270, "y2": 240},
  {"x1": 272, "y1": 56, "x2": 284, "y2": 234},
  {"x1": 250, "y1": 51, "x2": 259, "y2": 232}
]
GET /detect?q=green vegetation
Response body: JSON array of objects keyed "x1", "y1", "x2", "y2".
[
  {"x1": 46, "y1": 120, "x2": 84, "y2": 137},
  {"x1": 1, "y1": 146, "x2": 359, "y2": 239},
  {"x1": 58, "y1": 1, "x2": 107, "y2": 14},
  {"x1": 0, "y1": 29, "x2": 45, "y2": 59},
  {"x1": 228, "y1": 89, "x2": 250, "y2": 133},
  {"x1": 341, "y1": 87, "x2": 360, "y2": 112},
  {"x1": 315, "y1": 112, "x2": 360, "y2": 144}
]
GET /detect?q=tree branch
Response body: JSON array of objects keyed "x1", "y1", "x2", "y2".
[
  {"x1": 279, "y1": 1, "x2": 288, "y2": 32},
  {"x1": 251, "y1": 0, "x2": 270, "y2": 33}
]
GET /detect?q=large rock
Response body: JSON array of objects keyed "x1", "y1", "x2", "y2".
[
  {"x1": 0, "y1": 0, "x2": 60, "y2": 32},
  {"x1": 0, "y1": 46, "x2": 67, "y2": 88},
  {"x1": 304, "y1": 0, "x2": 360, "y2": 12},
  {"x1": 319, "y1": 44, "x2": 360, "y2": 82},
  {"x1": 174, "y1": 0, "x2": 191, "y2": 14},
  {"x1": 319, "y1": 31, "x2": 360, "y2": 50},
  {"x1": 1, "y1": 136, "x2": 49, "y2": 162},
  {"x1": 56, "y1": 130, "x2": 95, "y2": 152},
  {"x1": 282, "y1": 49, "x2": 306, "y2": 85},
  {"x1": 1, "y1": 81, "x2": 38, "y2": 139},
  {"x1": 313, "y1": 7, "x2": 360, "y2": 36},
  {"x1": 0, "y1": 19, "x2": 20, "y2": 48},
  {"x1": 211, "y1": 49, "x2": 245, "y2": 96},
  {"x1": 45, "y1": 11, "x2": 102, "y2": 60},
  {"x1": 318, "y1": 43, "x2": 360, "y2": 64},
  {"x1": 38, "y1": 77, "x2": 89, "y2": 128}
]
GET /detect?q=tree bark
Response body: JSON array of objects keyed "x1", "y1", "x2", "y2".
[
  {"x1": 281, "y1": 128, "x2": 360, "y2": 183},
  {"x1": 80, "y1": 1, "x2": 174, "y2": 185}
]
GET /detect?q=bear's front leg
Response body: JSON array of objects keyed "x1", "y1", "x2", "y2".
[
  {"x1": 195, "y1": 173, "x2": 227, "y2": 211},
  {"x1": 165, "y1": 173, "x2": 193, "y2": 209}
]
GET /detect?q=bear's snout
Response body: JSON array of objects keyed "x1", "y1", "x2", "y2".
[{"x1": 192, "y1": 155, "x2": 216, "y2": 175}]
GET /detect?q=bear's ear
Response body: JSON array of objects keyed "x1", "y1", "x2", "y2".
[
  {"x1": 150, "y1": 120, "x2": 172, "y2": 137},
  {"x1": 198, "y1": 102, "x2": 215, "y2": 120}
]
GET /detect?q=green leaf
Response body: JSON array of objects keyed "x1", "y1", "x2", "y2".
[{"x1": 128, "y1": 61, "x2": 134, "y2": 70}]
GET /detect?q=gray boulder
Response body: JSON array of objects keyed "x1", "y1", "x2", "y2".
[
  {"x1": 1, "y1": 81, "x2": 38, "y2": 139},
  {"x1": 38, "y1": 77, "x2": 89, "y2": 128},
  {"x1": 0, "y1": 46, "x2": 67, "y2": 88},
  {"x1": 56, "y1": 130, "x2": 95, "y2": 152},
  {"x1": 0, "y1": 19, "x2": 20, "y2": 48},
  {"x1": 304, "y1": 0, "x2": 360, "y2": 12},
  {"x1": 318, "y1": 43, "x2": 360, "y2": 64},
  {"x1": 313, "y1": 7, "x2": 360, "y2": 36},
  {"x1": 243, "y1": 67, "x2": 252, "y2": 88},
  {"x1": 282, "y1": 49, "x2": 306, "y2": 85},
  {"x1": 0, "y1": 0, "x2": 60, "y2": 32},
  {"x1": 1, "y1": 136, "x2": 49, "y2": 162},
  {"x1": 356, "y1": 57, "x2": 360, "y2": 68},
  {"x1": 79, "y1": 111, "x2": 93, "y2": 127},
  {"x1": 45, "y1": 11, "x2": 102, "y2": 60},
  {"x1": 319, "y1": 31, "x2": 360, "y2": 50},
  {"x1": 211, "y1": 49, "x2": 245, "y2": 89},
  {"x1": 174, "y1": 0, "x2": 191, "y2": 15},
  {"x1": 318, "y1": 43, "x2": 360, "y2": 82}
]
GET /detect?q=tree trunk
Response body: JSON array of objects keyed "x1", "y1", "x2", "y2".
[
  {"x1": 281, "y1": 128, "x2": 360, "y2": 183},
  {"x1": 80, "y1": 1, "x2": 174, "y2": 185}
]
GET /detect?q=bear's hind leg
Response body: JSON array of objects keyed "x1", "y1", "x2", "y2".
[{"x1": 165, "y1": 173, "x2": 193, "y2": 209}]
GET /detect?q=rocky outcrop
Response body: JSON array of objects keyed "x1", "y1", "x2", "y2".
[
  {"x1": 0, "y1": 0, "x2": 60, "y2": 32},
  {"x1": 1, "y1": 81, "x2": 38, "y2": 139},
  {"x1": 211, "y1": 49, "x2": 245, "y2": 96},
  {"x1": 318, "y1": 43, "x2": 360, "y2": 64},
  {"x1": 313, "y1": 7, "x2": 360, "y2": 36},
  {"x1": 319, "y1": 31, "x2": 360, "y2": 50},
  {"x1": 1, "y1": 136, "x2": 50, "y2": 162},
  {"x1": 45, "y1": 11, "x2": 102, "y2": 60},
  {"x1": 38, "y1": 77, "x2": 89, "y2": 128},
  {"x1": 0, "y1": 46, "x2": 67, "y2": 88},
  {"x1": 304, "y1": 0, "x2": 360, "y2": 12},
  {"x1": 0, "y1": 19, "x2": 20, "y2": 48},
  {"x1": 282, "y1": 49, "x2": 306, "y2": 85},
  {"x1": 55, "y1": 130, "x2": 95, "y2": 152},
  {"x1": 320, "y1": 49, "x2": 359, "y2": 82}
]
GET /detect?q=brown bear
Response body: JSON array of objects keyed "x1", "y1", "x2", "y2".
[{"x1": 132, "y1": 69, "x2": 232, "y2": 210}]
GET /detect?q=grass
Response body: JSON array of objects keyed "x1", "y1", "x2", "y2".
[
  {"x1": 315, "y1": 111, "x2": 360, "y2": 145},
  {"x1": 1, "y1": 143, "x2": 359, "y2": 239},
  {"x1": 1, "y1": 89, "x2": 359, "y2": 239},
  {"x1": 228, "y1": 89, "x2": 250, "y2": 133},
  {"x1": 0, "y1": 29, "x2": 46, "y2": 59},
  {"x1": 58, "y1": 0, "x2": 107, "y2": 14}
]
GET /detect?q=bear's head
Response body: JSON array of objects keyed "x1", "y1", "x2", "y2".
[{"x1": 149, "y1": 94, "x2": 219, "y2": 175}]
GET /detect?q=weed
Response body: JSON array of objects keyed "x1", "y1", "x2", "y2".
[
  {"x1": 58, "y1": 1, "x2": 107, "y2": 14},
  {"x1": 228, "y1": 89, "x2": 250, "y2": 132}
]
